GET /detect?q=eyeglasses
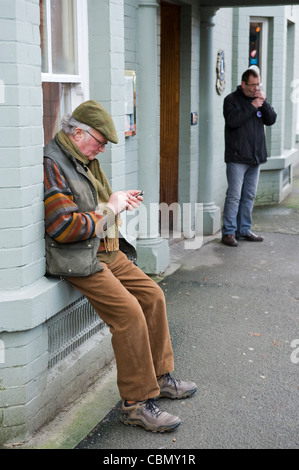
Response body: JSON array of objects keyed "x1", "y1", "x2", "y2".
[{"x1": 85, "y1": 130, "x2": 108, "y2": 149}]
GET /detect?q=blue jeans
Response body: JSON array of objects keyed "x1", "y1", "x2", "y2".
[{"x1": 222, "y1": 162, "x2": 260, "y2": 237}]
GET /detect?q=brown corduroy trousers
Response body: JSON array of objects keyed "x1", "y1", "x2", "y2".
[{"x1": 66, "y1": 251, "x2": 174, "y2": 401}]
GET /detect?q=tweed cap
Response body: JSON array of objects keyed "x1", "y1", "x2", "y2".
[{"x1": 72, "y1": 100, "x2": 118, "y2": 144}]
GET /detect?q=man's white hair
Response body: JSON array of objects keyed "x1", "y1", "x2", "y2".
[{"x1": 61, "y1": 114, "x2": 91, "y2": 136}]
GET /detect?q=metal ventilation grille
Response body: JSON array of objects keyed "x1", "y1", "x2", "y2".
[{"x1": 47, "y1": 297, "x2": 105, "y2": 368}]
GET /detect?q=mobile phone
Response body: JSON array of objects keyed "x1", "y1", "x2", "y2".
[{"x1": 135, "y1": 190, "x2": 144, "y2": 197}]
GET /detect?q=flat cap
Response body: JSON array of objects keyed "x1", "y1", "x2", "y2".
[{"x1": 72, "y1": 100, "x2": 118, "y2": 144}]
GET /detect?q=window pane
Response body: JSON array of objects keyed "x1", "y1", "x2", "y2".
[
  {"x1": 42, "y1": 82, "x2": 72, "y2": 145},
  {"x1": 40, "y1": 0, "x2": 48, "y2": 73},
  {"x1": 51, "y1": 0, "x2": 78, "y2": 75},
  {"x1": 249, "y1": 22, "x2": 262, "y2": 69}
]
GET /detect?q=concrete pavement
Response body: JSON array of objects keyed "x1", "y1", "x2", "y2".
[{"x1": 74, "y1": 163, "x2": 299, "y2": 450}]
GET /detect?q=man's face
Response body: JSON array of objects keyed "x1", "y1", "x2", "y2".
[
  {"x1": 241, "y1": 76, "x2": 261, "y2": 99},
  {"x1": 75, "y1": 128, "x2": 108, "y2": 160}
]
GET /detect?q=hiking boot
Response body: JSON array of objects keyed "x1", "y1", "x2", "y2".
[
  {"x1": 158, "y1": 373, "x2": 197, "y2": 399},
  {"x1": 120, "y1": 399, "x2": 181, "y2": 433}
]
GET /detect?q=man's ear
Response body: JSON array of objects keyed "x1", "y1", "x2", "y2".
[{"x1": 73, "y1": 127, "x2": 84, "y2": 142}]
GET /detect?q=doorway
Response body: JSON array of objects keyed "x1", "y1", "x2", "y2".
[{"x1": 160, "y1": 2, "x2": 181, "y2": 224}]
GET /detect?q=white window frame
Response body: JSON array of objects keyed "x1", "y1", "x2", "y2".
[
  {"x1": 41, "y1": 0, "x2": 89, "y2": 107},
  {"x1": 250, "y1": 17, "x2": 269, "y2": 92}
]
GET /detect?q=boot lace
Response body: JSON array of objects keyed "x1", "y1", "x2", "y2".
[
  {"x1": 163, "y1": 373, "x2": 181, "y2": 393},
  {"x1": 144, "y1": 399, "x2": 163, "y2": 417}
]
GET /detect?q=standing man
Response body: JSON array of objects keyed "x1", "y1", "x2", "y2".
[
  {"x1": 221, "y1": 68, "x2": 277, "y2": 247},
  {"x1": 43, "y1": 100, "x2": 197, "y2": 433}
]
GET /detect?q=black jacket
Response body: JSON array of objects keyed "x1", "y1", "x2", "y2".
[{"x1": 223, "y1": 86, "x2": 277, "y2": 165}]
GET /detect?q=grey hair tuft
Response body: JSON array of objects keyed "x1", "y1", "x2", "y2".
[{"x1": 61, "y1": 114, "x2": 91, "y2": 135}]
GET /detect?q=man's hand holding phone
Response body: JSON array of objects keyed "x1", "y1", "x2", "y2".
[{"x1": 106, "y1": 190, "x2": 144, "y2": 214}]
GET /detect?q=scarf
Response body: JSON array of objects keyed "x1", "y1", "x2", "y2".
[{"x1": 57, "y1": 130, "x2": 119, "y2": 253}]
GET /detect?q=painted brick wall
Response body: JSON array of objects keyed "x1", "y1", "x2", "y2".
[
  {"x1": 0, "y1": 0, "x2": 45, "y2": 291},
  {"x1": 0, "y1": 0, "x2": 46, "y2": 443},
  {"x1": 124, "y1": 0, "x2": 138, "y2": 191},
  {"x1": 0, "y1": 0, "x2": 114, "y2": 445},
  {"x1": 179, "y1": 3, "x2": 200, "y2": 207},
  {"x1": 212, "y1": 8, "x2": 233, "y2": 210},
  {"x1": 88, "y1": 0, "x2": 126, "y2": 191}
]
